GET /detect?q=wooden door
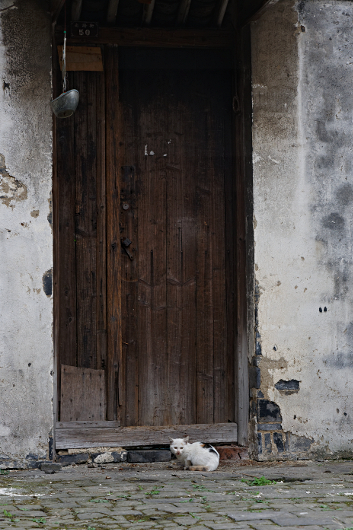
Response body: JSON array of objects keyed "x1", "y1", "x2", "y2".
[
  {"x1": 55, "y1": 46, "x2": 237, "y2": 442},
  {"x1": 115, "y1": 48, "x2": 235, "y2": 427},
  {"x1": 55, "y1": 69, "x2": 107, "y2": 422}
]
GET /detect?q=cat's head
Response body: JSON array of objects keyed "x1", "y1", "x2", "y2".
[{"x1": 170, "y1": 436, "x2": 189, "y2": 456}]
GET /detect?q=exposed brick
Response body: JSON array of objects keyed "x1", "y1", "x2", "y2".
[
  {"x1": 25, "y1": 453, "x2": 41, "y2": 468},
  {"x1": 26, "y1": 453, "x2": 39, "y2": 461},
  {"x1": 56, "y1": 453, "x2": 89, "y2": 466},
  {"x1": 273, "y1": 432, "x2": 284, "y2": 452},
  {"x1": 27, "y1": 460, "x2": 41, "y2": 469},
  {"x1": 264, "y1": 433, "x2": 272, "y2": 453},
  {"x1": 275, "y1": 379, "x2": 300, "y2": 394},
  {"x1": 258, "y1": 433, "x2": 262, "y2": 454},
  {"x1": 249, "y1": 365, "x2": 261, "y2": 389},
  {"x1": 257, "y1": 423, "x2": 282, "y2": 431},
  {"x1": 258, "y1": 399, "x2": 282, "y2": 423},
  {"x1": 255, "y1": 331, "x2": 262, "y2": 355},
  {"x1": 40, "y1": 462, "x2": 62, "y2": 474}
]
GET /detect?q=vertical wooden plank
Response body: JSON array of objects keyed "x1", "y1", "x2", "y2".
[
  {"x1": 194, "y1": 69, "x2": 214, "y2": 425},
  {"x1": 75, "y1": 71, "x2": 98, "y2": 369},
  {"x1": 118, "y1": 52, "x2": 141, "y2": 426},
  {"x1": 210, "y1": 62, "x2": 234, "y2": 424},
  {"x1": 211, "y1": 102, "x2": 227, "y2": 425},
  {"x1": 56, "y1": 71, "x2": 77, "y2": 372},
  {"x1": 224, "y1": 82, "x2": 236, "y2": 425},
  {"x1": 106, "y1": 45, "x2": 122, "y2": 421},
  {"x1": 96, "y1": 64, "x2": 107, "y2": 373},
  {"x1": 137, "y1": 94, "x2": 168, "y2": 426},
  {"x1": 120, "y1": 163, "x2": 139, "y2": 426},
  {"x1": 166, "y1": 103, "x2": 197, "y2": 425}
]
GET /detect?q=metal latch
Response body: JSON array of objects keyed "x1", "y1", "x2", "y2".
[{"x1": 121, "y1": 237, "x2": 134, "y2": 260}]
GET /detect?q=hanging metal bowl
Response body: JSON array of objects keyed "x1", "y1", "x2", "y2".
[{"x1": 51, "y1": 89, "x2": 79, "y2": 118}]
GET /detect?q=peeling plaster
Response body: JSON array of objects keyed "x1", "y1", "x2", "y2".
[
  {"x1": 47, "y1": 193, "x2": 52, "y2": 227},
  {"x1": 258, "y1": 356, "x2": 289, "y2": 400},
  {"x1": 42, "y1": 269, "x2": 52, "y2": 298},
  {"x1": 0, "y1": 153, "x2": 27, "y2": 207}
]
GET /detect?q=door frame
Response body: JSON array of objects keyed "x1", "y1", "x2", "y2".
[{"x1": 52, "y1": 26, "x2": 252, "y2": 452}]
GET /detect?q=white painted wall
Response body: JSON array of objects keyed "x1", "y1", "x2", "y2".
[
  {"x1": 0, "y1": 0, "x2": 53, "y2": 466},
  {"x1": 252, "y1": 0, "x2": 353, "y2": 457}
]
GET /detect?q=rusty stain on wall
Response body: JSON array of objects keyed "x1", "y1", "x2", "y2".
[{"x1": 0, "y1": 154, "x2": 27, "y2": 207}]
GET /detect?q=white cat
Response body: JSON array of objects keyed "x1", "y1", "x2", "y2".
[{"x1": 170, "y1": 436, "x2": 220, "y2": 471}]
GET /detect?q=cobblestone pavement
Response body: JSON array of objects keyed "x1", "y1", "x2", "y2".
[{"x1": 1, "y1": 460, "x2": 353, "y2": 529}]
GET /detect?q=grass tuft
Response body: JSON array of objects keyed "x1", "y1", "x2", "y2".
[{"x1": 241, "y1": 476, "x2": 276, "y2": 486}]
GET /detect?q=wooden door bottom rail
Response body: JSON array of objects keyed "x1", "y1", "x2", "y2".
[{"x1": 55, "y1": 422, "x2": 238, "y2": 449}]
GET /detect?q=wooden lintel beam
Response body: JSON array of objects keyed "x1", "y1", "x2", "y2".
[
  {"x1": 107, "y1": 0, "x2": 120, "y2": 25},
  {"x1": 55, "y1": 27, "x2": 235, "y2": 48},
  {"x1": 176, "y1": 0, "x2": 192, "y2": 25},
  {"x1": 238, "y1": 0, "x2": 279, "y2": 26}
]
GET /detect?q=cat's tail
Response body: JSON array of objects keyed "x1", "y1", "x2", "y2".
[{"x1": 188, "y1": 465, "x2": 210, "y2": 471}]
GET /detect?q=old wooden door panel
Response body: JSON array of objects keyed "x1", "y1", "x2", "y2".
[
  {"x1": 118, "y1": 48, "x2": 235, "y2": 427},
  {"x1": 60, "y1": 365, "x2": 106, "y2": 421},
  {"x1": 56, "y1": 69, "x2": 106, "y2": 420}
]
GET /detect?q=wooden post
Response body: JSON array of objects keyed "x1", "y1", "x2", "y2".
[
  {"x1": 234, "y1": 24, "x2": 253, "y2": 447},
  {"x1": 106, "y1": 45, "x2": 122, "y2": 421}
]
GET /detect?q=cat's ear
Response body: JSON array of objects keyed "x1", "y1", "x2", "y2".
[
  {"x1": 169, "y1": 438, "x2": 174, "y2": 444},
  {"x1": 183, "y1": 436, "x2": 189, "y2": 443}
]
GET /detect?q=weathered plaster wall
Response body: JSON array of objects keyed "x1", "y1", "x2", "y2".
[
  {"x1": 251, "y1": 0, "x2": 353, "y2": 459},
  {"x1": 0, "y1": 0, "x2": 53, "y2": 466}
]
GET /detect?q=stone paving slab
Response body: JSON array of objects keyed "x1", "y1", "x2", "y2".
[
  {"x1": 226, "y1": 511, "x2": 283, "y2": 521},
  {"x1": 204, "y1": 523, "x2": 251, "y2": 530},
  {"x1": 2, "y1": 460, "x2": 353, "y2": 528},
  {"x1": 270, "y1": 515, "x2": 337, "y2": 526}
]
